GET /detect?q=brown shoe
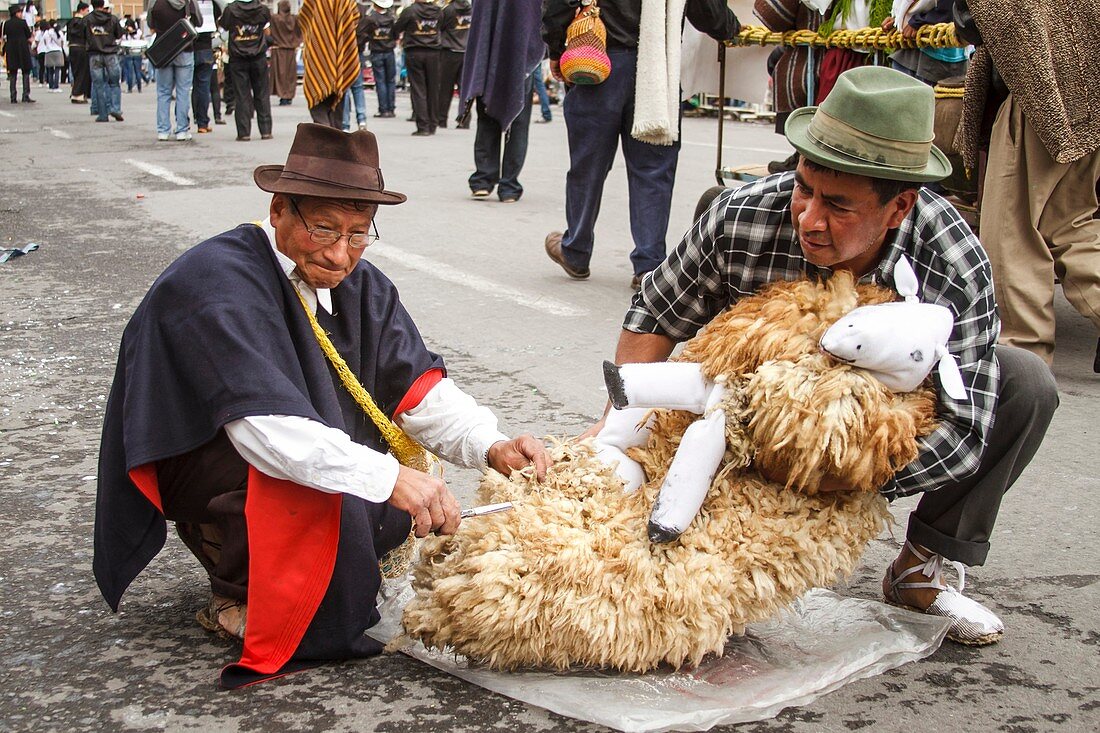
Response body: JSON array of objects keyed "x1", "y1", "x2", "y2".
[
  {"x1": 544, "y1": 231, "x2": 590, "y2": 280},
  {"x1": 197, "y1": 126, "x2": 212, "y2": 133}
]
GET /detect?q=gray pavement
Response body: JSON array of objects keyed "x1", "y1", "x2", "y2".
[{"x1": 0, "y1": 85, "x2": 1097, "y2": 733}]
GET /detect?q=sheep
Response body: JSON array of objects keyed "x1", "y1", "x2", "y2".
[{"x1": 399, "y1": 270, "x2": 938, "y2": 672}]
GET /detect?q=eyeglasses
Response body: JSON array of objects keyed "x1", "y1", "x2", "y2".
[{"x1": 288, "y1": 198, "x2": 380, "y2": 249}]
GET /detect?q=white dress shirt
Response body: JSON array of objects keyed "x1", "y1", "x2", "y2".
[{"x1": 223, "y1": 219, "x2": 509, "y2": 503}]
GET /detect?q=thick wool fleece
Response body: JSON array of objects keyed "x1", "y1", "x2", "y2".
[{"x1": 401, "y1": 273, "x2": 937, "y2": 672}]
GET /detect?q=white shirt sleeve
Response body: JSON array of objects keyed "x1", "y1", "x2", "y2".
[
  {"x1": 395, "y1": 378, "x2": 510, "y2": 471},
  {"x1": 225, "y1": 414, "x2": 401, "y2": 503}
]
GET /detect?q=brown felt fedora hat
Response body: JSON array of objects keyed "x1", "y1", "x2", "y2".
[{"x1": 254, "y1": 123, "x2": 407, "y2": 205}]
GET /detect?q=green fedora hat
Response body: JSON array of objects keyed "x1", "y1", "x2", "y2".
[{"x1": 785, "y1": 65, "x2": 951, "y2": 183}]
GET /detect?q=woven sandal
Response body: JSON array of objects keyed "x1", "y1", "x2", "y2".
[
  {"x1": 883, "y1": 541, "x2": 1004, "y2": 646},
  {"x1": 196, "y1": 596, "x2": 247, "y2": 642}
]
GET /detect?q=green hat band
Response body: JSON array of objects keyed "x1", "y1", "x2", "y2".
[{"x1": 807, "y1": 108, "x2": 934, "y2": 172}]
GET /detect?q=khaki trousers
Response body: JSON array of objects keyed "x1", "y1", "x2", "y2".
[{"x1": 981, "y1": 94, "x2": 1100, "y2": 364}]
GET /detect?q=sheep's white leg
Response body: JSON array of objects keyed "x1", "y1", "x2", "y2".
[
  {"x1": 593, "y1": 407, "x2": 653, "y2": 493},
  {"x1": 647, "y1": 408, "x2": 726, "y2": 543},
  {"x1": 603, "y1": 360, "x2": 710, "y2": 412}
]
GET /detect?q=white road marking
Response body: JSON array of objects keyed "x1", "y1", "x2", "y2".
[
  {"x1": 0, "y1": 110, "x2": 14, "y2": 118},
  {"x1": 45, "y1": 127, "x2": 72, "y2": 139},
  {"x1": 682, "y1": 140, "x2": 792, "y2": 155},
  {"x1": 123, "y1": 159, "x2": 195, "y2": 186},
  {"x1": 370, "y1": 243, "x2": 588, "y2": 318}
]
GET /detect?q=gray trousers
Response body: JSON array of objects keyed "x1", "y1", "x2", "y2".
[{"x1": 907, "y1": 346, "x2": 1059, "y2": 566}]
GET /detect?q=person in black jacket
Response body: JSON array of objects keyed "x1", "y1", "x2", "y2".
[
  {"x1": 218, "y1": 0, "x2": 272, "y2": 141},
  {"x1": 66, "y1": 2, "x2": 92, "y2": 103},
  {"x1": 394, "y1": 0, "x2": 442, "y2": 135},
  {"x1": 2, "y1": 4, "x2": 34, "y2": 103},
  {"x1": 435, "y1": 0, "x2": 470, "y2": 129},
  {"x1": 542, "y1": 0, "x2": 739, "y2": 288},
  {"x1": 361, "y1": 0, "x2": 397, "y2": 118},
  {"x1": 85, "y1": 0, "x2": 124, "y2": 121}
]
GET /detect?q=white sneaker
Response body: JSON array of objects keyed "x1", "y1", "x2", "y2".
[
  {"x1": 157, "y1": 133, "x2": 170, "y2": 141},
  {"x1": 358, "y1": 122, "x2": 368, "y2": 131},
  {"x1": 175, "y1": 131, "x2": 192, "y2": 141},
  {"x1": 884, "y1": 541, "x2": 1004, "y2": 646}
]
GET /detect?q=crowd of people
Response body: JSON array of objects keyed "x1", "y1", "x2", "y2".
[
  {"x1": 0, "y1": 0, "x2": 485, "y2": 139},
  {"x1": 2, "y1": 0, "x2": 1094, "y2": 689}
]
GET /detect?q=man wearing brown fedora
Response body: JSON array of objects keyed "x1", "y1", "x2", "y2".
[
  {"x1": 592, "y1": 66, "x2": 1059, "y2": 646},
  {"x1": 93, "y1": 123, "x2": 548, "y2": 688}
]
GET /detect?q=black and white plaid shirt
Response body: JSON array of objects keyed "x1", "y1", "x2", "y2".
[{"x1": 624, "y1": 172, "x2": 1000, "y2": 498}]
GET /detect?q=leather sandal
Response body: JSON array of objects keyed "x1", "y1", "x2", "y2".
[
  {"x1": 883, "y1": 541, "x2": 1004, "y2": 646},
  {"x1": 196, "y1": 595, "x2": 247, "y2": 642}
]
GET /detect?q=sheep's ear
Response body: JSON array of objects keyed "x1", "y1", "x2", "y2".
[
  {"x1": 893, "y1": 256, "x2": 920, "y2": 302},
  {"x1": 936, "y1": 348, "x2": 968, "y2": 401}
]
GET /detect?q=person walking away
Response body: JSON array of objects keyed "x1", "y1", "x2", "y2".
[
  {"x1": 2, "y1": 4, "x2": 35, "y2": 103},
  {"x1": 268, "y1": 0, "x2": 300, "y2": 107},
  {"x1": 119, "y1": 17, "x2": 143, "y2": 92},
  {"x1": 218, "y1": 0, "x2": 271, "y2": 141},
  {"x1": 394, "y1": 0, "x2": 441, "y2": 136},
  {"x1": 38, "y1": 19, "x2": 63, "y2": 92},
  {"x1": 67, "y1": 2, "x2": 91, "y2": 103},
  {"x1": 148, "y1": 0, "x2": 201, "y2": 141},
  {"x1": 435, "y1": 0, "x2": 470, "y2": 129},
  {"x1": 191, "y1": 0, "x2": 221, "y2": 133},
  {"x1": 361, "y1": 0, "x2": 396, "y2": 118},
  {"x1": 85, "y1": 0, "x2": 123, "y2": 121},
  {"x1": 542, "y1": 0, "x2": 741, "y2": 288},
  {"x1": 461, "y1": 0, "x2": 542, "y2": 202},
  {"x1": 955, "y1": 0, "x2": 1100, "y2": 370},
  {"x1": 299, "y1": 0, "x2": 360, "y2": 129},
  {"x1": 341, "y1": 1, "x2": 370, "y2": 131}
]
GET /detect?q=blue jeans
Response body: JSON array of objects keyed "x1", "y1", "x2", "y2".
[
  {"x1": 122, "y1": 53, "x2": 143, "y2": 91},
  {"x1": 561, "y1": 49, "x2": 679, "y2": 275},
  {"x1": 191, "y1": 48, "x2": 214, "y2": 128},
  {"x1": 469, "y1": 73, "x2": 533, "y2": 201},
  {"x1": 370, "y1": 50, "x2": 396, "y2": 114},
  {"x1": 533, "y1": 69, "x2": 551, "y2": 121},
  {"x1": 156, "y1": 51, "x2": 195, "y2": 135},
  {"x1": 89, "y1": 53, "x2": 122, "y2": 120},
  {"x1": 342, "y1": 53, "x2": 367, "y2": 130}
]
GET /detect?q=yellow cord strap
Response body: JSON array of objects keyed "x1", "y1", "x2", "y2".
[
  {"x1": 728, "y1": 23, "x2": 962, "y2": 51},
  {"x1": 293, "y1": 287, "x2": 432, "y2": 578},
  {"x1": 293, "y1": 287, "x2": 433, "y2": 473}
]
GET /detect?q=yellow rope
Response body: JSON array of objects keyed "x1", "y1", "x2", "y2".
[
  {"x1": 293, "y1": 287, "x2": 436, "y2": 577},
  {"x1": 933, "y1": 84, "x2": 965, "y2": 99},
  {"x1": 729, "y1": 23, "x2": 962, "y2": 50}
]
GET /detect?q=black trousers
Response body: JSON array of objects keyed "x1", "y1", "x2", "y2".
[
  {"x1": 308, "y1": 93, "x2": 345, "y2": 129},
  {"x1": 405, "y1": 47, "x2": 439, "y2": 133},
  {"x1": 435, "y1": 49, "x2": 463, "y2": 127},
  {"x1": 157, "y1": 430, "x2": 251, "y2": 600},
  {"x1": 229, "y1": 54, "x2": 271, "y2": 138},
  {"x1": 907, "y1": 345, "x2": 1059, "y2": 565},
  {"x1": 69, "y1": 46, "x2": 91, "y2": 98},
  {"x1": 469, "y1": 73, "x2": 533, "y2": 201},
  {"x1": 7, "y1": 63, "x2": 31, "y2": 102}
]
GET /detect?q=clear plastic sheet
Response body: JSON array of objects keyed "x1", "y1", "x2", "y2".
[{"x1": 369, "y1": 582, "x2": 949, "y2": 732}]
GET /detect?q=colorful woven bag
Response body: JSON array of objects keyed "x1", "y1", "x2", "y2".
[{"x1": 559, "y1": 0, "x2": 611, "y2": 85}]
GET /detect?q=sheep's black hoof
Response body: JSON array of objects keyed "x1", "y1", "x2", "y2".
[
  {"x1": 647, "y1": 520, "x2": 681, "y2": 544},
  {"x1": 604, "y1": 360, "x2": 629, "y2": 409}
]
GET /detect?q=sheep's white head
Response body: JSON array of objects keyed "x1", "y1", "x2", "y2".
[{"x1": 819, "y1": 256, "x2": 967, "y2": 400}]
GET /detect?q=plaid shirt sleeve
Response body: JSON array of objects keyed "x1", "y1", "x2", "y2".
[
  {"x1": 881, "y1": 192, "x2": 1000, "y2": 498},
  {"x1": 624, "y1": 179, "x2": 1001, "y2": 498}
]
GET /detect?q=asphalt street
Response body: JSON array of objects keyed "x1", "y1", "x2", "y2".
[{"x1": 0, "y1": 85, "x2": 1097, "y2": 733}]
